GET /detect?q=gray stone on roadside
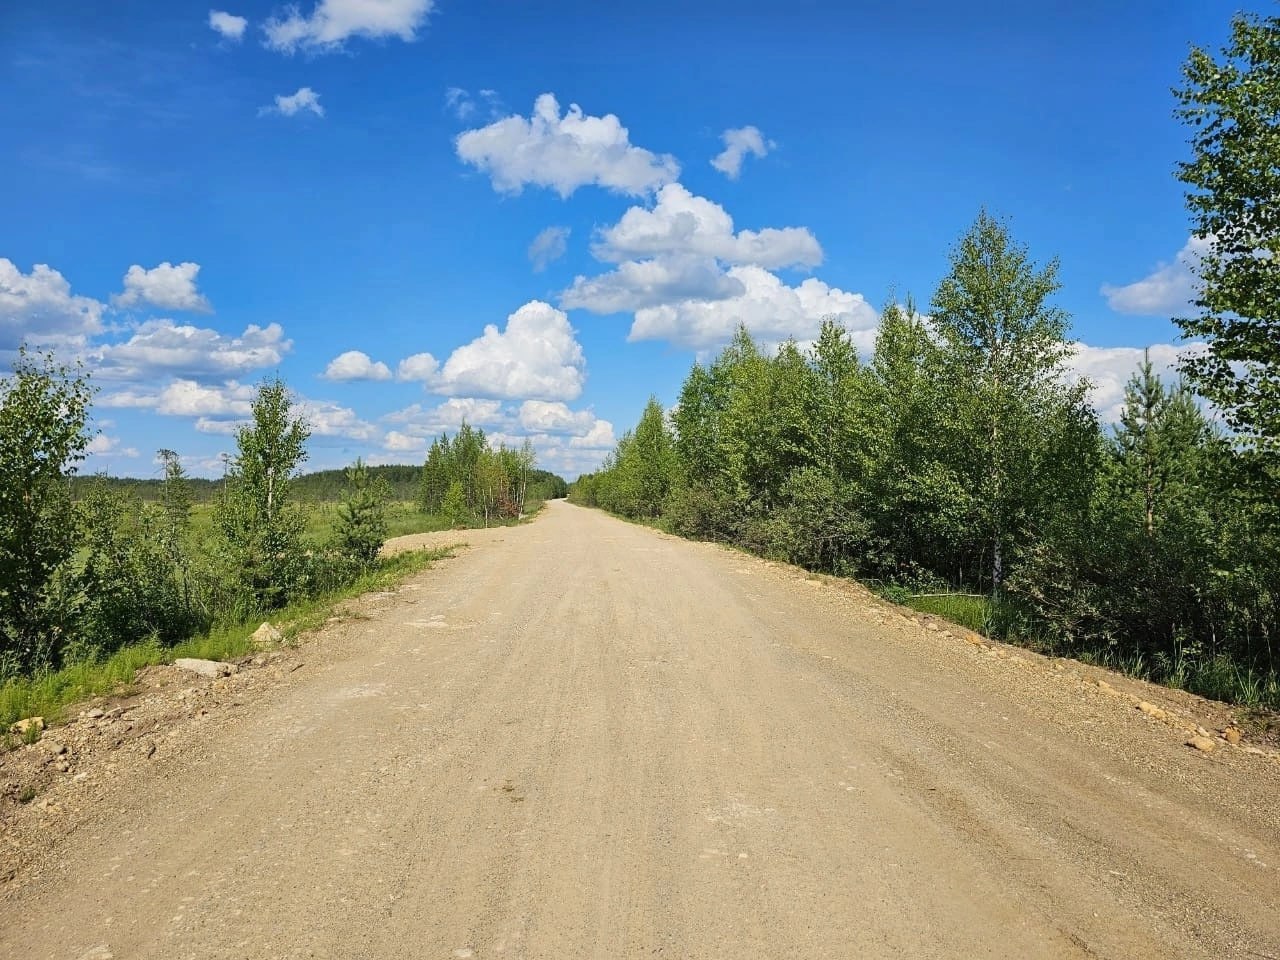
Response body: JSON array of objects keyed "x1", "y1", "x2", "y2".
[
  {"x1": 42, "y1": 740, "x2": 67, "y2": 756},
  {"x1": 174, "y1": 658, "x2": 236, "y2": 679},
  {"x1": 85, "y1": 708, "x2": 105, "y2": 720},
  {"x1": 251, "y1": 622, "x2": 283, "y2": 647}
]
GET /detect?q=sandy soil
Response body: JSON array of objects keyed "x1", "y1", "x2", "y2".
[{"x1": 2, "y1": 500, "x2": 1278, "y2": 959}]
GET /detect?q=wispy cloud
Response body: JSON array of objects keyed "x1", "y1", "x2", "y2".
[
  {"x1": 264, "y1": 0, "x2": 435, "y2": 54},
  {"x1": 208, "y1": 10, "x2": 248, "y2": 42},
  {"x1": 711, "y1": 125, "x2": 773, "y2": 180},
  {"x1": 259, "y1": 87, "x2": 325, "y2": 118},
  {"x1": 528, "y1": 226, "x2": 570, "y2": 273}
]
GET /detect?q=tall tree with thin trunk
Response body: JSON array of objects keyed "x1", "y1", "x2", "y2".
[
  {"x1": 215, "y1": 378, "x2": 310, "y2": 608},
  {"x1": 1175, "y1": 11, "x2": 1280, "y2": 483},
  {"x1": 931, "y1": 210, "x2": 1078, "y2": 591}
]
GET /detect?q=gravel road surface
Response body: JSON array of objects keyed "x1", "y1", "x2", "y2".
[{"x1": 3, "y1": 500, "x2": 1278, "y2": 959}]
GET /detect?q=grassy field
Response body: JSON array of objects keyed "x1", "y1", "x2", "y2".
[{"x1": 183, "y1": 498, "x2": 546, "y2": 545}]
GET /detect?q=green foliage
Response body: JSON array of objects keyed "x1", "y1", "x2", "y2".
[
  {"x1": 574, "y1": 210, "x2": 1280, "y2": 711},
  {"x1": 214, "y1": 379, "x2": 311, "y2": 609},
  {"x1": 898, "y1": 594, "x2": 994, "y2": 635},
  {"x1": 0, "y1": 546, "x2": 453, "y2": 729},
  {"x1": 0, "y1": 349, "x2": 93, "y2": 679},
  {"x1": 73, "y1": 480, "x2": 203, "y2": 663},
  {"x1": 0, "y1": 356, "x2": 559, "y2": 714},
  {"x1": 334, "y1": 458, "x2": 391, "y2": 567},
  {"x1": 441, "y1": 479, "x2": 470, "y2": 527},
  {"x1": 419, "y1": 424, "x2": 539, "y2": 524},
  {"x1": 1175, "y1": 12, "x2": 1280, "y2": 470},
  {"x1": 590, "y1": 397, "x2": 676, "y2": 519},
  {"x1": 930, "y1": 210, "x2": 1094, "y2": 590}
]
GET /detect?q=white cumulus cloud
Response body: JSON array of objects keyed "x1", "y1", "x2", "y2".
[
  {"x1": 455, "y1": 93, "x2": 680, "y2": 198},
  {"x1": 208, "y1": 10, "x2": 248, "y2": 41},
  {"x1": 591, "y1": 184, "x2": 822, "y2": 269},
  {"x1": 561, "y1": 185, "x2": 824, "y2": 316},
  {"x1": 322, "y1": 350, "x2": 392, "y2": 381},
  {"x1": 517, "y1": 400, "x2": 598, "y2": 435},
  {"x1": 568, "y1": 418, "x2": 616, "y2": 449},
  {"x1": 91, "y1": 320, "x2": 291, "y2": 380},
  {"x1": 382, "y1": 397, "x2": 613, "y2": 465},
  {"x1": 98, "y1": 387, "x2": 161, "y2": 409},
  {"x1": 433, "y1": 301, "x2": 585, "y2": 400},
  {"x1": 398, "y1": 301, "x2": 586, "y2": 401},
  {"x1": 396, "y1": 352, "x2": 440, "y2": 382},
  {"x1": 384, "y1": 430, "x2": 429, "y2": 452},
  {"x1": 295, "y1": 398, "x2": 378, "y2": 440},
  {"x1": 194, "y1": 417, "x2": 245, "y2": 435},
  {"x1": 261, "y1": 87, "x2": 325, "y2": 118},
  {"x1": 264, "y1": 0, "x2": 434, "y2": 54},
  {"x1": 387, "y1": 397, "x2": 506, "y2": 431},
  {"x1": 1067, "y1": 341, "x2": 1194, "y2": 422},
  {"x1": 0, "y1": 259, "x2": 105, "y2": 348},
  {"x1": 382, "y1": 398, "x2": 509, "y2": 452},
  {"x1": 562, "y1": 255, "x2": 745, "y2": 314},
  {"x1": 711, "y1": 125, "x2": 772, "y2": 180},
  {"x1": 1101, "y1": 236, "x2": 1208, "y2": 315},
  {"x1": 86, "y1": 434, "x2": 139, "y2": 458},
  {"x1": 156, "y1": 379, "x2": 255, "y2": 417},
  {"x1": 629, "y1": 265, "x2": 878, "y2": 352},
  {"x1": 528, "y1": 226, "x2": 570, "y2": 272},
  {"x1": 113, "y1": 261, "x2": 212, "y2": 312}
]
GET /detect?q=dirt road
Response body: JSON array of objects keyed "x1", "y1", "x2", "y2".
[{"x1": 4, "y1": 501, "x2": 1279, "y2": 959}]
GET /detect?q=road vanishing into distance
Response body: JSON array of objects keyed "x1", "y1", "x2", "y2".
[{"x1": 3, "y1": 501, "x2": 1279, "y2": 959}]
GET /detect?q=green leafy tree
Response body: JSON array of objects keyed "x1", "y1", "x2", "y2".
[
  {"x1": 76, "y1": 480, "x2": 195, "y2": 661},
  {"x1": 215, "y1": 378, "x2": 311, "y2": 608},
  {"x1": 803, "y1": 318, "x2": 863, "y2": 485},
  {"x1": 475, "y1": 448, "x2": 510, "y2": 525},
  {"x1": 628, "y1": 397, "x2": 677, "y2": 518},
  {"x1": 860, "y1": 300, "x2": 966, "y2": 581},
  {"x1": 334, "y1": 458, "x2": 391, "y2": 567},
  {"x1": 441, "y1": 479, "x2": 470, "y2": 527},
  {"x1": 0, "y1": 349, "x2": 93, "y2": 676},
  {"x1": 419, "y1": 434, "x2": 453, "y2": 514},
  {"x1": 931, "y1": 211, "x2": 1090, "y2": 590},
  {"x1": 1175, "y1": 12, "x2": 1280, "y2": 475}
]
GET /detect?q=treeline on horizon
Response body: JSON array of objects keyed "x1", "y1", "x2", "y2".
[
  {"x1": 571, "y1": 211, "x2": 1279, "y2": 711},
  {"x1": 70, "y1": 463, "x2": 569, "y2": 505}
]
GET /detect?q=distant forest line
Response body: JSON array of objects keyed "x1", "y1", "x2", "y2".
[{"x1": 71, "y1": 464, "x2": 570, "y2": 504}]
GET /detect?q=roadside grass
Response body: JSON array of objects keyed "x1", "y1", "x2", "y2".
[
  {"x1": 0, "y1": 546, "x2": 455, "y2": 731},
  {"x1": 893, "y1": 587, "x2": 1280, "y2": 711},
  {"x1": 894, "y1": 592, "x2": 992, "y2": 634}
]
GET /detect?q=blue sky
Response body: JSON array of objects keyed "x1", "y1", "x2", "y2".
[{"x1": 1, "y1": 0, "x2": 1263, "y2": 478}]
